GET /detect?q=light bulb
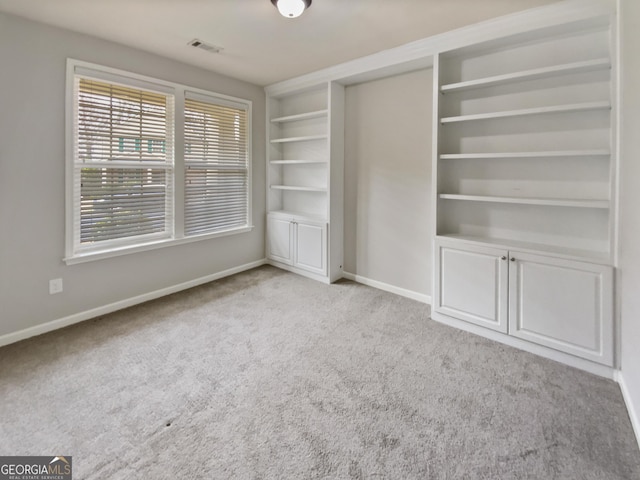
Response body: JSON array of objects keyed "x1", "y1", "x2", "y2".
[{"x1": 276, "y1": 0, "x2": 306, "y2": 18}]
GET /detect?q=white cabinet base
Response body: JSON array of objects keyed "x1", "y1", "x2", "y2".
[
  {"x1": 267, "y1": 212, "x2": 327, "y2": 280},
  {"x1": 295, "y1": 221, "x2": 326, "y2": 275},
  {"x1": 508, "y1": 252, "x2": 613, "y2": 365},
  {"x1": 434, "y1": 240, "x2": 508, "y2": 332},
  {"x1": 430, "y1": 310, "x2": 615, "y2": 379},
  {"x1": 433, "y1": 237, "x2": 614, "y2": 367},
  {"x1": 266, "y1": 216, "x2": 293, "y2": 265},
  {"x1": 266, "y1": 259, "x2": 332, "y2": 285}
]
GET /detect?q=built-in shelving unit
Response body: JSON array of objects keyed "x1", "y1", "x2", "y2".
[
  {"x1": 266, "y1": 82, "x2": 345, "y2": 282},
  {"x1": 267, "y1": 84, "x2": 330, "y2": 219},
  {"x1": 260, "y1": 1, "x2": 619, "y2": 372},
  {"x1": 431, "y1": 14, "x2": 616, "y2": 366},
  {"x1": 433, "y1": 20, "x2": 615, "y2": 262}
]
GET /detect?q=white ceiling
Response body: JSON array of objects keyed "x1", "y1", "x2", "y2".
[{"x1": 0, "y1": 0, "x2": 561, "y2": 86}]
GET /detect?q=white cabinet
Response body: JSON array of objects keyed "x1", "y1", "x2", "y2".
[
  {"x1": 294, "y1": 221, "x2": 326, "y2": 274},
  {"x1": 434, "y1": 241, "x2": 508, "y2": 333},
  {"x1": 266, "y1": 215, "x2": 293, "y2": 264},
  {"x1": 433, "y1": 237, "x2": 613, "y2": 365},
  {"x1": 267, "y1": 213, "x2": 327, "y2": 277},
  {"x1": 508, "y1": 251, "x2": 613, "y2": 365},
  {"x1": 265, "y1": 81, "x2": 344, "y2": 282}
]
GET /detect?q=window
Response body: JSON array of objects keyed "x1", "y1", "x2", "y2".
[
  {"x1": 73, "y1": 77, "x2": 175, "y2": 249},
  {"x1": 66, "y1": 61, "x2": 252, "y2": 263},
  {"x1": 184, "y1": 93, "x2": 249, "y2": 236}
]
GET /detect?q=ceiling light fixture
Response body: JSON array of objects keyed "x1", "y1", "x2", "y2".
[{"x1": 271, "y1": 0, "x2": 312, "y2": 18}]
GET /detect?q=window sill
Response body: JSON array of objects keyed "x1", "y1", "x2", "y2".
[{"x1": 64, "y1": 225, "x2": 254, "y2": 265}]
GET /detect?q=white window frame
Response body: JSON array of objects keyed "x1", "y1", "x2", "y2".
[{"x1": 65, "y1": 59, "x2": 253, "y2": 265}]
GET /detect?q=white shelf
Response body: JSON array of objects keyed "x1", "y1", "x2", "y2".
[
  {"x1": 271, "y1": 110, "x2": 328, "y2": 123},
  {"x1": 440, "y1": 58, "x2": 610, "y2": 93},
  {"x1": 436, "y1": 234, "x2": 610, "y2": 264},
  {"x1": 270, "y1": 134, "x2": 328, "y2": 144},
  {"x1": 439, "y1": 194, "x2": 609, "y2": 209},
  {"x1": 270, "y1": 160, "x2": 328, "y2": 165},
  {"x1": 440, "y1": 101, "x2": 611, "y2": 124},
  {"x1": 440, "y1": 150, "x2": 610, "y2": 160},
  {"x1": 270, "y1": 185, "x2": 327, "y2": 192},
  {"x1": 268, "y1": 210, "x2": 327, "y2": 222}
]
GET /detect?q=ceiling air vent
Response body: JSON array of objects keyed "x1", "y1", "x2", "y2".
[{"x1": 188, "y1": 39, "x2": 223, "y2": 54}]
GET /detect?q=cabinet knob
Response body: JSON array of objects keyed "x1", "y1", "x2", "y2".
[
  {"x1": 501, "y1": 256, "x2": 507, "y2": 261},
  {"x1": 510, "y1": 257, "x2": 516, "y2": 262}
]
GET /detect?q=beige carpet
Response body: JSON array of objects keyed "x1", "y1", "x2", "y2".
[{"x1": 1, "y1": 265, "x2": 639, "y2": 479}]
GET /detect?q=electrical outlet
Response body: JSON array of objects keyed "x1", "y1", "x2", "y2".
[{"x1": 49, "y1": 278, "x2": 63, "y2": 295}]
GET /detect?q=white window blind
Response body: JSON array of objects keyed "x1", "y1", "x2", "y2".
[
  {"x1": 73, "y1": 77, "x2": 174, "y2": 251},
  {"x1": 184, "y1": 94, "x2": 249, "y2": 236}
]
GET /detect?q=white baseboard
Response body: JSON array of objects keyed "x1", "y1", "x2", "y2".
[
  {"x1": 266, "y1": 260, "x2": 331, "y2": 284},
  {"x1": 616, "y1": 371, "x2": 640, "y2": 452},
  {"x1": 0, "y1": 259, "x2": 267, "y2": 348},
  {"x1": 342, "y1": 271, "x2": 431, "y2": 304},
  {"x1": 431, "y1": 310, "x2": 616, "y2": 379}
]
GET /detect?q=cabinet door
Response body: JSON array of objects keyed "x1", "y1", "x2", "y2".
[
  {"x1": 294, "y1": 221, "x2": 326, "y2": 275},
  {"x1": 508, "y1": 252, "x2": 613, "y2": 365},
  {"x1": 267, "y1": 216, "x2": 293, "y2": 265},
  {"x1": 434, "y1": 239, "x2": 509, "y2": 332}
]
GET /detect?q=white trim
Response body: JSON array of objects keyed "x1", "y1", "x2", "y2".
[
  {"x1": 65, "y1": 60, "x2": 75, "y2": 264},
  {"x1": 0, "y1": 259, "x2": 267, "y2": 348},
  {"x1": 69, "y1": 59, "x2": 253, "y2": 106},
  {"x1": 267, "y1": 260, "x2": 331, "y2": 285},
  {"x1": 342, "y1": 271, "x2": 432, "y2": 305},
  {"x1": 616, "y1": 371, "x2": 640, "y2": 451},
  {"x1": 612, "y1": 0, "x2": 622, "y2": 271},
  {"x1": 335, "y1": 274, "x2": 616, "y2": 377},
  {"x1": 74, "y1": 65, "x2": 176, "y2": 95},
  {"x1": 64, "y1": 225, "x2": 254, "y2": 265},
  {"x1": 185, "y1": 89, "x2": 250, "y2": 111},
  {"x1": 431, "y1": 311, "x2": 615, "y2": 379},
  {"x1": 612, "y1": 0, "x2": 623, "y2": 372}
]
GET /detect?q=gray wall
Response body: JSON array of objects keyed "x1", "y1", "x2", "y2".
[
  {"x1": 619, "y1": 0, "x2": 640, "y2": 447},
  {"x1": 0, "y1": 12, "x2": 266, "y2": 338},
  {"x1": 344, "y1": 69, "x2": 433, "y2": 297}
]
